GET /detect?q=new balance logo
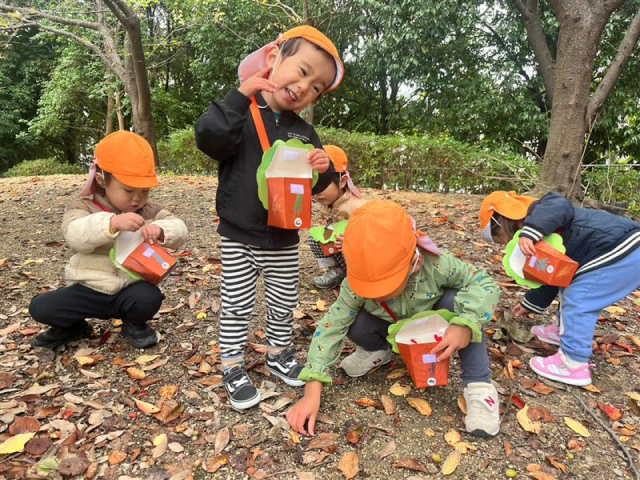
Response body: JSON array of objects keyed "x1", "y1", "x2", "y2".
[{"x1": 485, "y1": 397, "x2": 496, "y2": 407}]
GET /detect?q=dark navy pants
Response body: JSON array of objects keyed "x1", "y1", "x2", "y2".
[{"x1": 346, "y1": 289, "x2": 491, "y2": 385}]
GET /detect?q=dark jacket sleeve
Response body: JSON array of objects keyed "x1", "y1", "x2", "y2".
[
  {"x1": 310, "y1": 128, "x2": 335, "y2": 194},
  {"x1": 521, "y1": 285, "x2": 559, "y2": 314},
  {"x1": 521, "y1": 192, "x2": 575, "y2": 243},
  {"x1": 195, "y1": 88, "x2": 251, "y2": 163}
]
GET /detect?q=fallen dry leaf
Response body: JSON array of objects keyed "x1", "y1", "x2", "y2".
[
  {"x1": 159, "y1": 385, "x2": 179, "y2": 400},
  {"x1": 444, "y1": 429, "x2": 462, "y2": 446},
  {"x1": 134, "y1": 399, "x2": 160, "y2": 414},
  {"x1": 389, "y1": 381, "x2": 412, "y2": 396},
  {"x1": 135, "y1": 354, "x2": 160, "y2": 364},
  {"x1": 108, "y1": 450, "x2": 127, "y2": 465},
  {"x1": 441, "y1": 449, "x2": 462, "y2": 475},
  {"x1": 457, "y1": 396, "x2": 467, "y2": 414},
  {"x1": 126, "y1": 367, "x2": 146, "y2": 380},
  {"x1": 517, "y1": 405, "x2": 542, "y2": 434},
  {"x1": 306, "y1": 432, "x2": 339, "y2": 450},
  {"x1": 386, "y1": 368, "x2": 409, "y2": 380},
  {"x1": 338, "y1": 451, "x2": 359, "y2": 479},
  {"x1": 381, "y1": 394, "x2": 397, "y2": 415},
  {"x1": 547, "y1": 456, "x2": 568, "y2": 474},
  {"x1": 9, "y1": 416, "x2": 41, "y2": 434},
  {"x1": 0, "y1": 432, "x2": 36, "y2": 454},
  {"x1": 214, "y1": 427, "x2": 230, "y2": 456},
  {"x1": 315, "y1": 299, "x2": 327, "y2": 312},
  {"x1": 24, "y1": 436, "x2": 50, "y2": 456},
  {"x1": 564, "y1": 417, "x2": 590, "y2": 437},
  {"x1": 392, "y1": 458, "x2": 428, "y2": 472},
  {"x1": 379, "y1": 440, "x2": 396, "y2": 459},
  {"x1": 407, "y1": 397, "x2": 432, "y2": 416}
]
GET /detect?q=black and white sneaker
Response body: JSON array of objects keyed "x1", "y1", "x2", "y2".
[
  {"x1": 266, "y1": 347, "x2": 305, "y2": 387},
  {"x1": 223, "y1": 367, "x2": 261, "y2": 410}
]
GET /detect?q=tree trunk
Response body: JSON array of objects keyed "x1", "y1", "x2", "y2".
[
  {"x1": 106, "y1": 89, "x2": 115, "y2": 135},
  {"x1": 115, "y1": 90, "x2": 125, "y2": 130},
  {"x1": 537, "y1": 7, "x2": 608, "y2": 199}
]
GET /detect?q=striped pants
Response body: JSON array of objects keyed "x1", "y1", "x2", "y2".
[{"x1": 219, "y1": 237, "x2": 299, "y2": 361}]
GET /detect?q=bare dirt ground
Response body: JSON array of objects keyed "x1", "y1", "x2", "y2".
[{"x1": 0, "y1": 174, "x2": 639, "y2": 480}]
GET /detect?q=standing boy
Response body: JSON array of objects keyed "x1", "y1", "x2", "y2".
[{"x1": 195, "y1": 26, "x2": 343, "y2": 410}]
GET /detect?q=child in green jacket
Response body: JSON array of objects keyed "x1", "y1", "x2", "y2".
[{"x1": 287, "y1": 200, "x2": 501, "y2": 437}]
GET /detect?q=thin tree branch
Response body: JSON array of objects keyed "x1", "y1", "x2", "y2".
[
  {"x1": 251, "y1": 0, "x2": 301, "y2": 23},
  {"x1": 511, "y1": 0, "x2": 556, "y2": 105},
  {"x1": 0, "y1": 4, "x2": 101, "y2": 31},
  {"x1": 103, "y1": 0, "x2": 131, "y2": 29},
  {"x1": 587, "y1": 9, "x2": 640, "y2": 126}
]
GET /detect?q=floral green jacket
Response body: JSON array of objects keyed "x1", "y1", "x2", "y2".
[{"x1": 299, "y1": 251, "x2": 500, "y2": 384}]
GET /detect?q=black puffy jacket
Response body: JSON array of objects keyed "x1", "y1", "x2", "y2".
[{"x1": 195, "y1": 89, "x2": 334, "y2": 249}]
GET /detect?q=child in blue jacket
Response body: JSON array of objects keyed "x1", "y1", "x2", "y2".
[{"x1": 480, "y1": 191, "x2": 640, "y2": 386}]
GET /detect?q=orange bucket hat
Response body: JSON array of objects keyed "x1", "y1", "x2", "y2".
[
  {"x1": 323, "y1": 144, "x2": 361, "y2": 198},
  {"x1": 343, "y1": 200, "x2": 417, "y2": 298},
  {"x1": 323, "y1": 145, "x2": 348, "y2": 173},
  {"x1": 97, "y1": 131, "x2": 158, "y2": 189},
  {"x1": 479, "y1": 191, "x2": 537, "y2": 242},
  {"x1": 238, "y1": 26, "x2": 344, "y2": 92}
]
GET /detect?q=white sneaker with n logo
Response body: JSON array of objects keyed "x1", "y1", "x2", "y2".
[{"x1": 464, "y1": 382, "x2": 500, "y2": 437}]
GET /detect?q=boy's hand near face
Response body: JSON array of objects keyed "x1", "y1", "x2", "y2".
[
  {"x1": 308, "y1": 148, "x2": 331, "y2": 174},
  {"x1": 238, "y1": 66, "x2": 278, "y2": 98},
  {"x1": 110, "y1": 212, "x2": 146, "y2": 233},
  {"x1": 518, "y1": 236, "x2": 536, "y2": 256},
  {"x1": 431, "y1": 324, "x2": 472, "y2": 361}
]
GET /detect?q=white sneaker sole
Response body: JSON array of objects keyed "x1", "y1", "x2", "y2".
[
  {"x1": 529, "y1": 359, "x2": 591, "y2": 386},
  {"x1": 340, "y1": 356, "x2": 392, "y2": 378},
  {"x1": 266, "y1": 366, "x2": 305, "y2": 387},
  {"x1": 229, "y1": 391, "x2": 261, "y2": 410}
]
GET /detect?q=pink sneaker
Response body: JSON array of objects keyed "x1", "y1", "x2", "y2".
[
  {"x1": 529, "y1": 350, "x2": 592, "y2": 386},
  {"x1": 531, "y1": 324, "x2": 560, "y2": 345}
]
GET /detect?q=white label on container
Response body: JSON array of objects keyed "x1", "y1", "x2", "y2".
[
  {"x1": 422, "y1": 353, "x2": 437, "y2": 364},
  {"x1": 143, "y1": 247, "x2": 155, "y2": 258},
  {"x1": 290, "y1": 183, "x2": 305, "y2": 195},
  {"x1": 284, "y1": 150, "x2": 300, "y2": 161}
]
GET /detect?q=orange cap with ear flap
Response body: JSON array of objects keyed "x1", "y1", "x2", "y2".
[
  {"x1": 479, "y1": 191, "x2": 538, "y2": 242},
  {"x1": 277, "y1": 26, "x2": 344, "y2": 92},
  {"x1": 343, "y1": 200, "x2": 417, "y2": 299},
  {"x1": 324, "y1": 145, "x2": 348, "y2": 173}
]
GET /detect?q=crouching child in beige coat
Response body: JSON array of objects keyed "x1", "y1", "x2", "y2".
[{"x1": 29, "y1": 131, "x2": 188, "y2": 350}]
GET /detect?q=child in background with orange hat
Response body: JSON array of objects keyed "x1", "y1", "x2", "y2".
[
  {"x1": 195, "y1": 26, "x2": 344, "y2": 410},
  {"x1": 480, "y1": 191, "x2": 640, "y2": 386},
  {"x1": 288, "y1": 200, "x2": 501, "y2": 438},
  {"x1": 309, "y1": 145, "x2": 367, "y2": 289},
  {"x1": 29, "y1": 131, "x2": 188, "y2": 350}
]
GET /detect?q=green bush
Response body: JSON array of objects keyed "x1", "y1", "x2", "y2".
[
  {"x1": 316, "y1": 127, "x2": 539, "y2": 194},
  {"x1": 157, "y1": 128, "x2": 216, "y2": 175},
  {"x1": 583, "y1": 167, "x2": 640, "y2": 216},
  {"x1": 2, "y1": 158, "x2": 84, "y2": 177}
]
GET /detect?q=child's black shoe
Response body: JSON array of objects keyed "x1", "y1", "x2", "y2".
[
  {"x1": 266, "y1": 347, "x2": 304, "y2": 387},
  {"x1": 223, "y1": 366, "x2": 261, "y2": 410},
  {"x1": 122, "y1": 323, "x2": 159, "y2": 349},
  {"x1": 31, "y1": 321, "x2": 93, "y2": 349}
]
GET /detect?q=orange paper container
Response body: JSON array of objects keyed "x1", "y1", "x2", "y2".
[
  {"x1": 267, "y1": 177, "x2": 313, "y2": 229},
  {"x1": 122, "y1": 242, "x2": 176, "y2": 285},
  {"x1": 523, "y1": 240, "x2": 578, "y2": 287},
  {"x1": 396, "y1": 314, "x2": 450, "y2": 388}
]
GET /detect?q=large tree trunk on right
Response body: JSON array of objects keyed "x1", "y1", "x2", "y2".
[{"x1": 537, "y1": 5, "x2": 609, "y2": 200}]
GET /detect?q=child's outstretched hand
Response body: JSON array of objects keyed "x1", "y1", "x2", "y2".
[
  {"x1": 287, "y1": 381, "x2": 322, "y2": 436},
  {"x1": 110, "y1": 212, "x2": 145, "y2": 234},
  {"x1": 238, "y1": 66, "x2": 277, "y2": 98},
  {"x1": 518, "y1": 236, "x2": 536, "y2": 256},
  {"x1": 308, "y1": 149, "x2": 331, "y2": 174},
  {"x1": 431, "y1": 324, "x2": 472, "y2": 361},
  {"x1": 334, "y1": 234, "x2": 344, "y2": 252},
  {"x1": 140, "y1": 224, "x2": 165, "y2": 244}
]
